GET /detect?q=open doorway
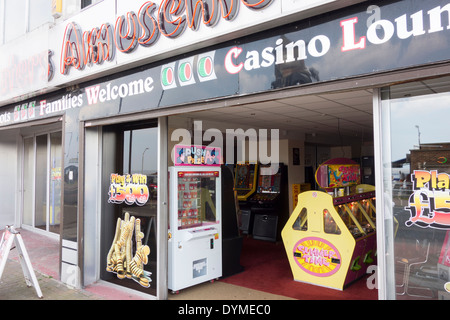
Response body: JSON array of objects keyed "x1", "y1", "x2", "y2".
[{"x1": 168, "y1": 88, "x2": 377, "y2": 299}]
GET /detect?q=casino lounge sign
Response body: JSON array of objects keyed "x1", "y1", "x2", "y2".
[{"x1": 60, "y1": 0, "x2": 273, "y2": 75}]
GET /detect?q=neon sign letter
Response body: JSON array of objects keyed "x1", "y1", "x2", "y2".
[
  {"x1": 115, "y1": 12, "x2": 141, "y2": 53},
  {"x1": 138, "y1": 1, "x2": 161, "y2": 47},
  {"x1": 83, "y1": 24, "x2": 115, "y2": 64},
  {"x1": 59, "y1": 0, "x2": 274, "y2": 75},
  {"x1": 241, "y1": 0, "x2": 273, "y2": 10},
  {"x1": 158, "y1": 0, "x2": 187, "y2": 38},
  {"x1": 61, "y1": 22, "x2": 85, "y2": 75}
]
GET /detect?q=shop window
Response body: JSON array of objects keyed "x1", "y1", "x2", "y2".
[
  {"x1": 21, "y1": 131, "x2": 62, "y2": 235},
  {"x1": 81, "y1": 0, "x2": 103, "y2": 9},
  {"x1": 35, "y1": 135, "x2": 48, "y2": 231},
  {"x1": 2, "y1": 0, "x2": 52, "y2": 43},
  {"x1": 22, "y1": 137, "x2": 34, "y2": 226},
  {"x1": 81, "y1": 0, "x2": 92, "y2": 9},
  {"x1": 380, "y1": 76, "x2": 450, "y2": 300},
  {"x1": 28, "y1": 0, "x2": 52, "y2": 31},
  {"x1": 101, "y1": 120, "x2": 159, "y2": 297},
  {"x1": 4, "y1": 0, "x2": 27, "y2": 43}
]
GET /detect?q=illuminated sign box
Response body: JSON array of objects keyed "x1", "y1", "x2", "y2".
[{"x1": 174, "y1": 145, "x2": 221, "y2": 167}]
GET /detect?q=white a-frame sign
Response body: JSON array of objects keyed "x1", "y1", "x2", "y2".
[{"x1": 0, "y1": 226, "x2": 43, "y2": 298}]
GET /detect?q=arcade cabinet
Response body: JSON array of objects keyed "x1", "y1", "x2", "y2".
[
  {"x1": 282, "y1": 158, "x2": 376, "y2": 290},
  {"x1": 234, "y1": 163, "x2": 258, "y2": 235},
  {"x1": 222, "y1": 165, "x2": 244, "y2": 277},
  {"x1": 168, "y1": 145, "x2": 222, "y2": 293},
  {"x1": 248, "y1": 163, "x2": 289, "y2": 242},
  {"x1": 234, "y1": 162, "x2": 258, "y2": 202}
]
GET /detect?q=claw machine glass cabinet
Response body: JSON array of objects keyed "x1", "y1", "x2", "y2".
[{"x1": 168, "y1": 145, "x2": 222, "y2": 293}]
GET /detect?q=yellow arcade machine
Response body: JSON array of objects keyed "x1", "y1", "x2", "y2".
[{"x1": 281, "y1": 158, "x2": 376, "y2": 290}]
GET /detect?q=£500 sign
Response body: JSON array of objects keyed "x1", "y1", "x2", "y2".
[{"x1": 108, "y1": 173, "x2": 150, "y2": 206}]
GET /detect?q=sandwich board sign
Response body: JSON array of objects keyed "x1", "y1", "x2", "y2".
[{"x1": 0, "y1": 226, "x2": 43, "y2": 298}]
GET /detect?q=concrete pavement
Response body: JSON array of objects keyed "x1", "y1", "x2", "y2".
[
  {"x1": 0, "y1": 228, "x2": 149, "y2": 300},
  {"x1": 0, "y1": 258, "x2": 103, "y2": 300},
  {"x1": 0, "y1": 228, "x2": 290, "y2": 300}
]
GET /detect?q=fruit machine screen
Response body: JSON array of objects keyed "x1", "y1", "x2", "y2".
[
  {"x1": 253, "y1": 165, "x2": 281, "y2": 203},
  {"x1": 234, "y1": 163, "x2": 258, "y2": 201}
]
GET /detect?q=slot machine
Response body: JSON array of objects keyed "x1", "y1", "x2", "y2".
[
  {"x1": 234, "y1": 162, "x2": 258, "y2": 235},
  {"x1": 281, "y1": 158, "x2": 376, "y2": 290},
  {"x1": 248, "y1": 163, "x2": 289, "y2": 242},
  {"x1": 234, "y1": 162, "x2": 258, "y2": 203}
]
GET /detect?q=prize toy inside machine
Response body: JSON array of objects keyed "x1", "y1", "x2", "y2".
[
  {"x1": 282, "y1": 158, "x2": 376, "y2": 290},
  {"x1": 246, "y1": 163, "x2": 289, "y2": 242},
  {"x1": 168, "y1": 145, "x2": 222, "y2": 294}
]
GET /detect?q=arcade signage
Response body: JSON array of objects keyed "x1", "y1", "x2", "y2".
[
  {"x1": 405, "y1": 170, "x2": 450, "y2": 230},
  {"x1": 4, "y1": 0, "x2": 450, "y2": 128},
  {"x1": 60, "y1": 0, "x2": 273, "y2": 75},
  {"x1": 293, "y1": 237, "x2": 341, "y2": 277},
  {"x1": 327, "y1": 164, "x2": 361, "y2": 188},
  {"x1": 174, "y1": 145, "x2": 221, "y2": 166},
  {"x1": 108, "y1": 173, "x2": 150, "y2": 206}
]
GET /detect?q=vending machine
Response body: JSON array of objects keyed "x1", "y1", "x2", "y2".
[{"x1": 168, "y1": 145, "x2": 222, "y2": 293}]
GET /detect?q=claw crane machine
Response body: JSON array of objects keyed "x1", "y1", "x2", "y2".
[
  {"x1": 282, "y1": 158, "x2": 376, "y2": 290},
  {"x1": 168, "y1": 145, "x2": 222, "y2": 293}
]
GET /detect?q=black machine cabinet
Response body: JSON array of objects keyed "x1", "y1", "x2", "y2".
[
  {"x1": 239, "y1": 209, "x2": 253, "y2": 235},
  {"x1": 221, "y1": 165, "x2": 244, "y2": 277},
  {"x1": 252, "y1": 213, "x2": 278, "y2": 242},
  {"x1": 247, "y1": 163, "x2": 289, "y2": 242}
]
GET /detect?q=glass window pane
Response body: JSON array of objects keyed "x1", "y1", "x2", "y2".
[
  {"x1": 29, "y1": 0, "x2": 52, "y2": 31},
  {"x1": 381, "y1": 76, "x2": 450, "y2": 300},
  {"x1": 103, "y1": 122, "x2": 158, "y2": 297},
  {"x1": 49, "y1": 131, "x2": 62, "y2": 234},
  {"x1": 292, "y1": 207, "x2": 307, "y2": 231},
  {"x1": 81, "y1": 0, "x2": 92, "y2": 9},
  {"x1": 23, "y1": 137, "x2": 34, "y2": 226},
  {"x1": 177, "y1": 174, "x2": 218, "y2": 230},
  {"x1": 324, "y1": 209, "x2": 340, "y2": 235},
  {"x1": 35, "y1": 134, "x2": 48, "y2": 231},
  {"x1": 4, "y1": 0, "x2": 26, "y2": 42}
]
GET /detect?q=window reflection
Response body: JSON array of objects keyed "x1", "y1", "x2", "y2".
[
  {"x1": 381, "y1": 77, "x2": 450, "y2": 300},
  {"x1": 101, "y1": 122, "x2": 159, "y2": 297}
]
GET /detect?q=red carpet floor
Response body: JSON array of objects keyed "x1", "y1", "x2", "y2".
[{"x1": 221, "y1": 237, "x2": 378, "y2": 300}]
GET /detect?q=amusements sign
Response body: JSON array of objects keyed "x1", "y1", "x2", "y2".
[
  {"x1": 174, "y1": 145, "x2": 221, "y2": 166},
  {"x1": 4, "y1": 0, "x2": 450, "y2": 128},
  {"x1": 405, "y1": 170, "x2": 450, "y2": 230}
]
